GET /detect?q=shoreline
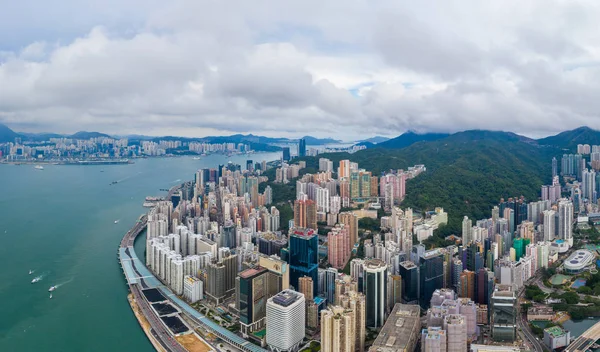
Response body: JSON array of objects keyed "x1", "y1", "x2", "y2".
[
  {"x1": 128, "y1": 293, "x2": 167, "y2": 352},
  {"x1": 0, "y1": 151, "x2": 274, "y2": 166}
]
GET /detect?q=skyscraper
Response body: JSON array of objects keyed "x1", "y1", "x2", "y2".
[
  {"x1": 583, "y1": 168, "x2": 597, "y2": 202},
  {"x1": 491, "y1": 285, "x2": 517, "y2": 342},
  {"x1": 288, "y1": 228, "x2": 319, "y2": 297},
  {"x1": 422, "y1": 327, "x2": 447, "y2": 352},
  {"x1": 266, "y1": 290, "x2": 305, "y2": 352},
  {"x1": 444, "y1": 314, "x2": 468, "y2": 352},
  {"x1": 340, "y1": 291, "x2": 367, "y2": 352},
  {"x1": 236, "y1": 266, "x2": 278, "y2": 336},
  {"x1": 338, "y1": 160, "x2": 351, "y2": 179},
  {"x1": 552, "y1": 157, "x2": 558, "y2": 177},
  {"x1": 459, "y1": 270, "x2": 475, "y2": 301},
  {"x1": 298, "y1": 138, "x2": 306, "y2": 157},
  {"x1": 293, "y1": 199, "x2": 317, "y2": 230},
  {"x1": 320, "y1": 306, "x2": 356, "y2": 352},
  {"x1": 419, "y1": 249, "x2": 445, "y2": 308},
  {"x1": 338, "y1": 212, "x2": 358, "y2": 246},
  {"x1": 298, "y1": 276, "x2": 314, "y2": 301},
  {"x1": 363, "y1": 259, "x2": 388, "y2": 328},
  {"x1": 462, "y1": 216, "x2": 472, "y2": 245},
  {"x1": 282, "y1": 147, "x2": 291, "y2": 161},
  {"x1": 558, "y1": 199, "x2": 574, "y2": 247},
  {"x1": 328, "y1": 224, "x2": 351, "y2": 269},
  {"x1": 399, "y1": 261, "x2": 419, "y2": 303}
]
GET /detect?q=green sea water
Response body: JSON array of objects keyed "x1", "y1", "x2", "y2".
[{"x1": 0, "y1": 153, "x2": 279, "y2": 352}]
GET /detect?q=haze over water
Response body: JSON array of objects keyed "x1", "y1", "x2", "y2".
[{"x1": 0, "y1": 153, "x2": 279, "y2": 351}]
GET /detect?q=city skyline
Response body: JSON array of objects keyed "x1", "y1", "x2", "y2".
[{"x1": 2, "y1": 1, "x2": 600, "y2": 139}]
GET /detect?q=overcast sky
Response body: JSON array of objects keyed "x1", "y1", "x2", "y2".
[{"x1": 1, "y1": 0, "x2": 600, "y2": 140}]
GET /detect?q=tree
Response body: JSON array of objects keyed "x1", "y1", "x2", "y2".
[{"x1": 578, "y1": 286, "x2": 593, "y2": 295}]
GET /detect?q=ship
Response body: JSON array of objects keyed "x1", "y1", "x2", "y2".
[
  {"x1": 34, "y1": 165, "x2": 44, "y2": 170},
  {"x1": 48, "y1": 286, "x2": 56, "y2": 292},
  {"x1": 31, "y1": 277, "x2": 40, "y2": 284}
]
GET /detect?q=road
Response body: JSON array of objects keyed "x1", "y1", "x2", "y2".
[
  {"x1": 517, "y1": 285, "x2": 545, "y2": 352},
  {"x1": 565, "y1": 319, "x2": 600, "y2": 351},
  {"x1": 119, "y1": 213, "x2": 187, "y2": 352},
  {"x1": 120, "y1": 184, "x2": 267, "y2": 352}
]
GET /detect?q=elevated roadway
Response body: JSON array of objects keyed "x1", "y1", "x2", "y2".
[
  {"x1": 119, "y1": 184, "x2": 267, "y2": 352},
  {"x1": 565, "y1": 320, "x2": 600, "y2": 352}
]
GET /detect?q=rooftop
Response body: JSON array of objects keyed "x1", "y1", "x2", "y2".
[
  {"x1": 545, "y1": 325, "x2": 568, "y2": 338},
  {"x1": 370, "y1": 304, "x2": 420, "y2": 351},
  {"x1": 271, "y1": 290, "x2": 302, "y2": 307},
  {"x1": 238, "y1": 266, "x2": 267, "y2": 279},
  {"x1": 399, "y1": 261, "x2": 417, "y2": 269}
]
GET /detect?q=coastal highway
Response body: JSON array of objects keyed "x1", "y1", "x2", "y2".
[
  {"x1": 565, "y1": 320, "x2": 600, "y2": 351},
  {"x1": 119, "y1": 184, "x2": 266, "y2": 352},
  {"x1": 119, "y1": 214, "x2": 186, "y2": 352}
]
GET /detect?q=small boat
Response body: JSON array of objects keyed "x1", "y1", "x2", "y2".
[
  {"x1": 29, "y1": 270, "x2": 33, "y2": 275},
  {"x1": 114, "y1": 220, "x2": 120, "y2": 224},
  {"x1": 110, "y1": 181, "x2": 118, "y2": 185},
  {"x1": 31, "y1": 277, "x2": 40, "y2": 284},
  {"x1": 48, "y1": 286, "x2": 56, "y2": 292},
  {"x1": 193, "y1": 157, "x2": 201, "y2": 160},
  {"x1": 49, "y1": 294, "x2": 53, "y2": 299},
  {"x1": 34, "y1": 165, "x2": 44, "y2": 170}
]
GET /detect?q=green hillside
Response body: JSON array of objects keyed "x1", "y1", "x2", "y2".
[
  {"x1": 537, "y1": 126, "x2": 600, "y2": 150},
  {"x1": 300, "y1": 130, "x2": 560, "y2": 234}
]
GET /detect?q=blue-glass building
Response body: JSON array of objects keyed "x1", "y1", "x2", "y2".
[
  {"x1": 287, "y1": 228, "x2": 319, "y2": 297},
  {"x1": 419, "y1": 249, "x2": 444, "y2": 309}
]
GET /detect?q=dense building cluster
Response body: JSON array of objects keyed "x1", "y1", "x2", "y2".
[
  {"x1": 137, "y1": 148, "x2": 587, "y2": 352},
  {"x1": 0, "y1": 135, "x2": 253, "y2": 161}
]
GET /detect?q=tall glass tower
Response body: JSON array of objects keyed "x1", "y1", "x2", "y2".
[{"x1": 287, "y1": 228, "x2": 319, "y2": 297}]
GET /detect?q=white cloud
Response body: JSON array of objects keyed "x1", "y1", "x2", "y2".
[{"x1": 1, "y1": 0, "x2": 600, "y2": 140}]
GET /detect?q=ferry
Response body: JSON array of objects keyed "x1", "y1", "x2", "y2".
[
  {"x1": 31, "y1": 277, "x2": 40, "y2": 284},
  {"x1": 34, "y1": 165, "x2": 44, "y2": 170},
  {"x1": 48, "y1": 286, "x2": 56, "y2": 292}
]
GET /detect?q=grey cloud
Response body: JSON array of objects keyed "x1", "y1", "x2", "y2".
[{"x1": 2, "y1": 0, "x2": 600, "y2": 140}]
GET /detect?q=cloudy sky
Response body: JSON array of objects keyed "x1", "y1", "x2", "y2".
[{"x1": 1, "y1": 0, "x2": 599, "y2": 140}]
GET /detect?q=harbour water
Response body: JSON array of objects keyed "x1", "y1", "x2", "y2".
[{"x1": 0, "y1": 152, "x2": 279, "y2": 351}]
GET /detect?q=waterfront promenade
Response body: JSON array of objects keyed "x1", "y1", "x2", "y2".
[
  {"x1": 118, "y1": 188, "x2": 268, "y2": 352},
  {"x1": 119, "y1": 215, "x2": 187, "y2": 352}
]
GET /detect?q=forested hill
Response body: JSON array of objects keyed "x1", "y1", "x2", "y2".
[{"x1": 300, "y1": 130, "x2": 560, "y2": 234}]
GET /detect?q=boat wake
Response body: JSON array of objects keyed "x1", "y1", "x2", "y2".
[{"x1": 54, "y1": 277, "x2": 74, "y2": 289}]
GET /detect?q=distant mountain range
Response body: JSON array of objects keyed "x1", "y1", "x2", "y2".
[
  {"x1": 376, "y1": 131, "x2": 450, "y2": 149},
  {"x1": 356, "y1": 136, "x2": 390, "y2": 144},
  {"x1": 0, "y1": 123, "x2": 340, "y2": 148},
  {"x1": 537, "y1": 126, "x2": 600, "y2": 149},
  {"x1": 5, "y1": 122, "x2": 600, "y2": 152}
]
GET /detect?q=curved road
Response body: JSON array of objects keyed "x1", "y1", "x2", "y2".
[{"x1": 517, "y1": 285, "x2": 545, "y2": 352}]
